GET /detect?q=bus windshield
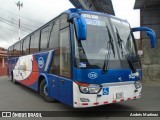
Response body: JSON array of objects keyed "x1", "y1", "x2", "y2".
[
  {"x1": 111, "y1": 18, "x2": 137, "y2": 59},
  {"x1": 74, "y1": 14, "x2": 138, "y2": 69},
  {"x1": 74, "y1": 14, "x2": 118, "y2": 69}
]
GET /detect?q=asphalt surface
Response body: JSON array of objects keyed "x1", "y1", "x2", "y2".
[{"x1": 0, "y1": 77, "x2": 160, "y2": 120}]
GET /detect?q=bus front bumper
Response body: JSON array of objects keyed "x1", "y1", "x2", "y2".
[{"x1": 73, "y1": 81, "x2": 142, "y2": 108}]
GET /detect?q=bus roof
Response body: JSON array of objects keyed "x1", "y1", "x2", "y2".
[
  {"x1": 65, "y1": 8, "x2": 127, "y2": 22},
  {"x1": 8, "y1": 8, "x2": 128, "y2": 49}
]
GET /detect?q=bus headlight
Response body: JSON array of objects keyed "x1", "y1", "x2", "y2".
[
  {"x1": 88, "y1": 84, "x2": 101, "y2": 94},
  {"x1": 75, "y1": 81, "x2": 101, "y2": 94},
  {"x1": 79, "y1": 86, "x2": 89, "y2": 93},
  {"x1": 78, "y1": 84, "x2": 101, "y2": 94},
  {"x1": 134, "y1": 81, "x2": 141, "y2": 89}
]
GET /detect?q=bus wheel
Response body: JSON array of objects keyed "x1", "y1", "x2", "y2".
[
  {"x1": 11, "y1": 72, "x2": 17, "y2": 84},
  {"x1": 40, "y1": 79, "x2": 56, "y2": 103}
]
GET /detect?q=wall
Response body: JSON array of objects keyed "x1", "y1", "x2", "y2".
[
  {"x1": 0, "y1": 59, "x2": 8, "y2": 76},
  {"x1": 0, "y1": 66, "x2": 7, "y2": 76},
  {"x1": 140, "y1": 8, "x2": 160, "y2": 83},
  {"x1": 140, "y1": 39, "x2": 160, "y2": 83}
]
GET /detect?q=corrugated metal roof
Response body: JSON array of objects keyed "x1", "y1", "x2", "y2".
[
  {"x1": 0, "y1": 49, "x2": 7, "y2": 54},
  {"x1": 0, "y1": 54, "x2": 7, "y2": 57},
  {"x1": 69, "y1": 0, "x2": 84, "y2": 9},
  {"x1": 0, "y1": 50, "x2": 7, "y2": 57},
  {"x1": 69, "y1": 0, "x2": 115, "y2": 15},
  {"x1": 134, "y1": 0, "x2": 160, "y2": 9},
  {"x1": 134, "y1": 0, "x2": 160, "y2": 39},
  {"x1": 92, "y1": 0, "x2": 115, "y2": 15},
  {"x1": 141, "y1": 9, "x2": 160, "y2": 38}
]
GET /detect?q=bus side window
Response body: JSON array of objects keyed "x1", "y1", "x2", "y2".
[
  {"x1": 20, "y1": 41, "x2": 22, "y2": 55},
  {"x1": 59, "y1": 27, "x2": 71, "y2": 78},
  {"x1": 17, "y1": 42, "x2": 21, "y2": 57},
  {"x1": 10, "y1": 46, "x2": 13, "y2": 57},
  {"x1": 13, "y1": 44, "x2": 17, "y2": 57},
  {"x1": 22, "y1": 39, "x2": 25, "y2": 55},
  {"x1": 23, "y1": 37, "x2": 30, "y2": 55},
  {"x1": 49, "y1": 19, "x2": 60, "y2": 75},
  {"x1": 30, "y1": 31, "x2": 40, "y2": 54},
  {"x1": 49, "y1": 15, "x2": 70, "y2": 77},
  {"x1": 8, "y1": 48, "x2": 10, "y2": 57},
  {"x1": 49, "y1": 20, "x2": 59, "y2": 49},
  {"x1": 40, "y1": 25, "x2": 51, "y2": 51},
  {"x1": 60, "y1": 14, "x2": 69, "y2": 29}
]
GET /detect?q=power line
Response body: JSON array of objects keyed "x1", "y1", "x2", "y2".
[
  {"x1": 0, "y1": 19, "x2": 32, "y2": 32},
  {"x1": 0, "y1": 7, "x2": 44, "y2": 24},
  {"x1": 0, "y1": 16, "x2": 37, "y2": 32},
  {"x1": 0, "y1": 13, "x2": 40, "y2": 28},
  {"x1": 12, "y1": 18, "x2": 40, "y2": 28},
  {"x1": 0, "y1": 26, "x2": 19, "y2": 33}
]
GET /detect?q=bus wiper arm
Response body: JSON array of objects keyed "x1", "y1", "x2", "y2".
[
  {"x1": 107, "y1": 26, "x2": 115, "y2": 57},
  {"x1": 126, "y1": 56, "x2": 137, "y2": 73},
  {"x1": 115, "y1": 27, "x2": 124, "y2": 57},
  {"x1": 102, "y1": 26, "x2": 115, "y2": 74},
  {"x1": 102, "y1": 41, "x2": 110, "y2": 74},
  {"x1": 115, "y1": 27, "x2": 137, "y2": 73}
]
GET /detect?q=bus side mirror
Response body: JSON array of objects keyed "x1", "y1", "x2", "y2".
[
  {"x1": 132, "y1": 27, "x2": 156, "y2": 48},
  {"x1": 68, "y1": 13, "x2": 87, "y2": 40},
  {"x1": 146, "y1": 31, "x2": 156, "y2": 48}
]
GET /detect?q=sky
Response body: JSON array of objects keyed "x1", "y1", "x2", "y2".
[
  {"x1": 112, "y1": 0, "x2": 140, "y2": 38},
  {"x1": 0, "y1": 0, "x2": 140, "y2": 49}
]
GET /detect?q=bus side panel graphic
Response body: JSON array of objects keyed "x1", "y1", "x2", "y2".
[{"x1": 12, "y1": 51, "x2": 54, "y2": 90}]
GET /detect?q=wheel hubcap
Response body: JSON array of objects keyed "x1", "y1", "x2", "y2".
[{"x1": 43, "y1": 84, "x2": 48, "y2": 96}]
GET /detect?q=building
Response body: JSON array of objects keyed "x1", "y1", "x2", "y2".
[
  {"x1": 0, "y1": 47, "x2": 8, "y2": 76},
  {"x1": 134, "y1": 0, "x2": 160, "y2": 83},
  {"x1": 69, "y1": 0, "x2": 115, "y2": 15}
]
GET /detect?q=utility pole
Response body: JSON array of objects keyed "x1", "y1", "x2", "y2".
[{"x1": 16, "y1": 1, "x2": 23, "y2": 40}]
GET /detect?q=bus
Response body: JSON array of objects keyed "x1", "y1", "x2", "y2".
[{"x1": 8, "y1": 8, "x2": 156, "y2": 108}]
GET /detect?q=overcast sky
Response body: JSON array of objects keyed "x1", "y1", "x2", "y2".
[
  {"x1": 0, "y1": 0, "x2": 140, "y2": 49},
  {"x1": 112, "y1": 0, "x2": 140, "y2": 38}
]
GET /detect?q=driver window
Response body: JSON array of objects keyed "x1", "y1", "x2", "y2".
[{"x1": 59, "y1": 27, "x2": 71, "y2": 78}]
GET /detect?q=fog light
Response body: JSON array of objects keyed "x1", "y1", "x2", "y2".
[
  {"x1": 80, "y1": 98, "x2": 90, "y2": 102},
  {"x1": 134, "y1": 81, "x2": 141, "y2": 89}
]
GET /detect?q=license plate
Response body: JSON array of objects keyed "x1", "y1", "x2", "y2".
[{"x1": 116, "y1": 92, "x2": 124, "y2": 99}]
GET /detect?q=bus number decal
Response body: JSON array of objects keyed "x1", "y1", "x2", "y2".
[
  {"x1": 88, "y1": 72, "x2": 98, "y2": 79},
  {"x1": 38, "y1": 57, "x2": 44, "y2": 68}
]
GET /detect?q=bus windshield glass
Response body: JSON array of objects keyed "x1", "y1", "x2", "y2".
[
  {"x1": 74, "y1": 14, "x2": 118, "y2": 69},
  {"x1": 111, "y1": 18, "x2": 137, "y2": 59}
]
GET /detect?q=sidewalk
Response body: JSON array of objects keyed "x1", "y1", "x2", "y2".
[
  {"x1": 142, "y1": 81, "x2": 160, "y2": 86},
  {"x1": 0, "y1": 76, "x2": 8, "y2": 79}
]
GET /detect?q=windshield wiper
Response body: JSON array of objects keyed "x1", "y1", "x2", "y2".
[
  {"x1": 115, "y1": 27, "x2": 125, "y2": 57},
  {"x1": 115, "y1": 27, "x2": 137, "y2": 73},
  {"x1": 126, "y1": 56, "x2": 137, "y2": 73},
  {"x1": 126, "y1": 31, "x2": 141, "y2": 71},
  {"x1": 102, "y1": 26, "x2": 115, "y2": 74},
  {"x1": 107, "y1": 26, "x2": 115, "y2": 57}
]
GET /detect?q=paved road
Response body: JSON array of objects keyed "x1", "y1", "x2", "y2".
[{"x1": 0, "y1": 77, "x2": 160, "y2": 120}]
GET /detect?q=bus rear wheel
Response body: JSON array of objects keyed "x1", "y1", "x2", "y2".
[
  {"x1": 40, "y1": 79, "x2": 56, "y2": 103},
  {"x1": 11, "y1": 72, "x2": 17, "y2": 84}
]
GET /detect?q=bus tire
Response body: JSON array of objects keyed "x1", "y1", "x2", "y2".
[
  {"x1": 40, "y1": 79, "x2": 56, "y2": 103},
  {"x1": 11, "y1": 72, "x2": 17, "y2": 84}
]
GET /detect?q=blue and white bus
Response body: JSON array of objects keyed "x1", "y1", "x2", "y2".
[{"x1": 8, "y1": 8, "x2": 156, "y2": 108}]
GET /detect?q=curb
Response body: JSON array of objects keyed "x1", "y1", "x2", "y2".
[{"x1": 0, "y1": 76, "x2": 8, "y2": 79}]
